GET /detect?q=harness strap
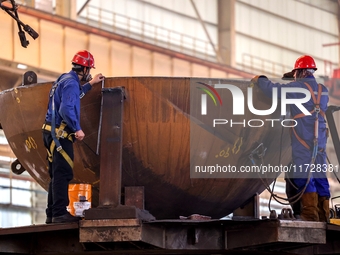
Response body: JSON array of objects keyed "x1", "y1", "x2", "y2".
[
  {"x1": 42, "y1": 123, "x2": 73, "y2": 139},
  {"x1": 48, "y1": 140, "x2": 74, "y2": 168},
  {"x1": 47, "y1": 73, "x2": 76, "y2": 169},
  {"x1": 294, "y1": 108, "x2": 325, "y2": 119},
  {"x1": 291, "y1": 127, "x2": 311, "y2": 150},
  {"x1": 291, "y1": 82, "x2": 325, "y2": 151},
  {"x1": 42, "y1": 123, "x2": 74, "y2": 168},
  {"x1": 49, "y1": 74, "x2": 74, "y2": 98},
  {"x1": 293, "y1": 83, "x2": 325, "y2": 119}
]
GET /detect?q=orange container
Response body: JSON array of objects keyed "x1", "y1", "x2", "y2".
[{"x1": 68, "y1": 183, "x2": 92, "y2": 216}]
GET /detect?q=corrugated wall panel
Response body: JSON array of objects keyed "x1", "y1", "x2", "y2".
[
  {"x1": 64, "y1": 27, "x2": 88, "y2": 72},
  {"x1": 239, "y1": 0, "x2": 337, "y2": 35},
  {"x1": 132, "y1": 47, "x2": 152, "y2": 76},
  {"x1": 89, "y1": 34, "x2": 110, "y2": 76},
  {"x1": 152, "y1": 53, "x2": 172, "y2": 76},
  {"x1": 110, "y1": 41, "x2": 131, "y2": 76},
  {"x1": 0, "y1": 11, "x2": 14, "y2": 61},
  {"x1": 3, "y1": 9, "x2": 248, "y2": 80},
  {"x1": 40, "y1": 20, "x2": 64, "y2": 72},
  {"x1": 172, "y1": 58, "x2": 191, "y2": 76},
  {"x1": 236, "y1": 0, "x2": 338, "y2": 76},
  {"x1": 210, "y1": 69, "x2": 227, "y2": 78},
  {"x1": 191, "y1": 63, "x2": 209, "y2": 78}
]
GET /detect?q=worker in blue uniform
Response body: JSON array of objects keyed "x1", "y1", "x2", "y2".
[
  {"x1": 251, "y1": 55, "x2": 330, "y2": 222},
  {"x1": 42, "y1": 50, "x2": 105, "y2": 223}
]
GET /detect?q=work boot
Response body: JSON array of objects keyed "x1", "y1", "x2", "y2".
[
  {"x1": 45, "y1": 216, "x2": 52, "y2": 224},
  {"x1": 318, "y1": 196, "x2": 330, "y2": 223},
  {"x1": 52, "y1": 212, "x2": 81, "y2": 223},
  {"x1": 300, "y1": 192, "x2": 319, "y2": 221}
]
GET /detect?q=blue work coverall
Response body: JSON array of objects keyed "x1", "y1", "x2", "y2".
[
  {"x1": 43, "y1": 70, "x2": 92, "y2": 218},
  {"x1": 256, "y1": 75, "x2": 330, "y2": 198}
]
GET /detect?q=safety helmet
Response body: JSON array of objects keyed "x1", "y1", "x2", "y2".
[
  {"x1": 72, "y1": 50, "x2": 95, "y2": 68},
  {"x1": 293, "y1": 55, "x2": 317, "y2": 71}
]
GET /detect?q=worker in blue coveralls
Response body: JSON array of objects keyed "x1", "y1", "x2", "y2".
[
  {"x1": 42, "y1": 50, "x2": 105, "y2": 223},
  {"x1": 251, "y1": 55, "x2": 330, "y2": 222}
]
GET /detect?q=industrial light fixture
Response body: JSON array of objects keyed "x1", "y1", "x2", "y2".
[{"x1": 17, "y1": 63, "x2": 27, "y2": 69}]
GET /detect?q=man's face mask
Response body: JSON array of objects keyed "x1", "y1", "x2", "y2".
[{"x1": 81, "y1": 67, "x2": 92, "y2": 82}]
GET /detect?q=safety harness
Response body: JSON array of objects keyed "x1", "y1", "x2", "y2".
[
  {"x1": 42, "y1": 74, "x2": 77, "y2": 169},
  {"x1": 292, "y1": 82, "x2": 326, "y2": 160}
]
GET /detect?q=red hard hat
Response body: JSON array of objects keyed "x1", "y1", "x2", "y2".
[
  {"x1": 293, "y1": 55, "x2": 317, "y2": 71},
  {"x1": 72, "y1": 50, "x2": 95, "y2": 68}
]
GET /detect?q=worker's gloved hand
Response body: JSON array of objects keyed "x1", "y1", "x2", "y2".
[
  {"x1": 89, "y1": 73, "x2": 105, "y2": 86},
  {"x1": 250, "y1": 75, "x2": 267, "y2": 87},
  {"x1": 75, "y1": 130, "x2": 85, "y2": 141},
  {"x1": 282, "y1": 71, "x2": 295, "y2": 80}
]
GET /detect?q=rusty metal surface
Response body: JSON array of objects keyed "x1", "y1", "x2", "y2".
[
  {"x1": 0, "y1": 218, "x2": 339, "y2": 255},
  {"x1": 125, "y1": 186, "x2": 145, "y2": 209},
  {"x1": 78, "y1": 218, "x2": 328, "y2": 251},
  {"x1": 80, "y1": 219, "x2": 142, "y2": 243},
  {"x1": 0, "y1": 70, "x2": 21, "y2": 92},
  {"x1": 225, "y1": 220, "x2": 326, "y2": 249},
  {"x1": 85, "y1": 204, "x2": 141, "y2": 220},
  {"x1": 98, "y1": 87, "x2": 124, "y2": 207},
  {"x1": 0, "y1": 222, "x2": 81, "y2": 254},
  {"x1": 0, "y1": 77, "x2": 292, "y2": 219},
  {"x1": 0, "y1": 222, "x2": 79, "y2": 235}
]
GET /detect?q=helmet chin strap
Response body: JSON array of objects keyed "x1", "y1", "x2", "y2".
[
  {"x1": 80, "y1": 67, "x2": 92, "y2": 82},
  {"x1": 81, "y1": 73, "x2": 92, "y2": 82}
]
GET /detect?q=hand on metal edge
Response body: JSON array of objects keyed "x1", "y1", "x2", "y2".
[
  {"x1": 250, "y1": 75, "x2": 267, "y2": 87},
  {"x1": 75, "y1": 130, "x2": 85, "y2": 141},
  {"x1": 282, "y1": 71, "x2": 295, "y2": 80},
  {"x1": 90, "y1": 73, "x2": 105, "y2": 85}
]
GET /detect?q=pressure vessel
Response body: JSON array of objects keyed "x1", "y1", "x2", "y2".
[{"x1": 0, "y1": 77, "x2": 291, "y2": 219}]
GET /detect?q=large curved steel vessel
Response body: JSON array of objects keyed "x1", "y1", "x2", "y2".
[{"x1": 0, "y1": 77, "x2": 291, "y2": 219}]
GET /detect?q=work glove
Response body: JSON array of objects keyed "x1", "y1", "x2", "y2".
[
  {"x1": 282, "y1": 71, "x2": 294, "y2": 80},
  {"x1": 250, "y1": 75, "x2": 267, "y2": 87}
]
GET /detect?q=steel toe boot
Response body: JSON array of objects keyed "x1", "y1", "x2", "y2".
[
  {"x1": 300, "y1": 192, "x2": 319, "y2": 221},
  {"x1": 318, "y1": 196, "x2": 330, "y2": 223}
]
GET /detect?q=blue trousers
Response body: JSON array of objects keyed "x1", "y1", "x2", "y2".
[{"x1": 292, "y1": 142, "x2": 330, "y2": 198}]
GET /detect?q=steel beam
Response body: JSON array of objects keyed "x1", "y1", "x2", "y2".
[
  {"x1": 0, "y1": 219, "x2": 336, "y2": 254},
  {"x1": 84, "y1": 87, "x2": 154, "y2": 221},
  {"x1": 97, "y1": 87, "x2": 125, "y2": 207}
]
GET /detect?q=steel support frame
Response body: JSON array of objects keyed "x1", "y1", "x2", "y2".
[
  {"x1": 84, "y1": 86, "x2": 154, "y2": 221},
  {"x1": 2, "y1": 218, "x2": 340, "y2": 254}
]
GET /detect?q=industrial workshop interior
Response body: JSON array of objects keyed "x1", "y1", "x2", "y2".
[{"x1": 0, "y1": 0, "x2": 340, "y2": 254}]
